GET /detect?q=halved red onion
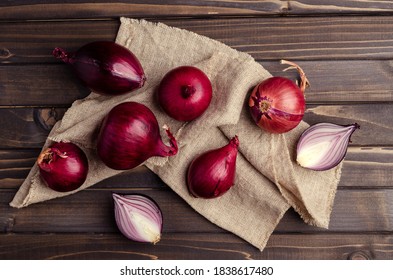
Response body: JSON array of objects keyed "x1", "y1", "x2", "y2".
[
  {"x1": 296, "y1": 123, "x2": 360, "y2": 171},
  {"x1": 113, "y1": 193, "x2": 163, "y2": 244}
]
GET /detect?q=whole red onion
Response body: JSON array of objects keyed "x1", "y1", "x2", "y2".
[
  {"x1": 37, "y1": 142, "x2": 88, "y2": 192},
  {"x1": 53, "y1": 41, "x2": 146, "y2": 95},
  {"x1": 248, "y1": 60, "x2": 309, "y2": 134},
  {"x1": 97, "y1": 102, "x2": 178, "y2": 170},
  {"x1": 157, "y1": 66, "x2": 212, "y2": 121},
  {"x1": 187, "y1": 136, "x2": 239, "y2": 199}
]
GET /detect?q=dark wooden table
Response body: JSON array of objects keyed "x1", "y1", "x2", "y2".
[{"x1": 1, "y1": 1, "x2": 392, "y2": 260}]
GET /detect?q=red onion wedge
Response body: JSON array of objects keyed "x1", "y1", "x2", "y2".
[
  {"x1": 296, "y1": 123, "x2": 360, "y2": 171},
  {"x1": 97, "y1": 102, "x2": 178, "y2": 170},
  {"x1": 113, "y1": 193, "x2": 163, "y2": 244},
  {"x1": 249, "y1": 60, "x2": 309, "y2": 134},
  {"x1": 187, "y1": 136, "x2": 239, "y2": 199},
  {"x1": 53, "y1": 41, "x2": 146, "y2": 95},
  {"x1": 37, "y1": 142, "x2": 88, "y2": 192}
]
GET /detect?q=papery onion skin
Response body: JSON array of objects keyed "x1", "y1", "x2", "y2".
[
  {"x1": 113, "y1": 193, "x2": 163, "y2": 244},
  {"x1": 296, "y1": 123, "x2": 360, "y2": 171},
  {"x1": 37, "y1": 142, "x2": 88, "y2": 192},
  {"x1": 157, "y1": 66, "x2": 212, "y2": 121},
  {"x1": 97, "y1": 102, "x2": 178, "y2": 170},
  {"x1": 53, "y1": 41, "x2": 146, "y2": 95},
  {"x1": 248, "y1": 60, "x2": 308, "y2": 134},
  {"x1": 187, "y1": 136, "x2": 239, "y2": 199}
]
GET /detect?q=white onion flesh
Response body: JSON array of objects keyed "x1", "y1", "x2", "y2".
[
  {"x1": 296, "y1": 123, "x2": 360, "y2": 171},
  {"x1": 113, "y1": 193, "x2": 163, "y2": 244}
]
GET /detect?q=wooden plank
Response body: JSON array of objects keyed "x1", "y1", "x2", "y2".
[
  {"x1": 0, "y1": 104, "x2": 390, "y2": 148},
  {"x1": 0, "y1": 149, "x2": 39, "y2": 189},
  {"x1": 289, "y1": 1, "x2": 393, "y2": 15},
  {"x1": 264, "y1": 60, "x2": 393, "y2": 103},
  {"x1": 1, "y1": 60, "x2": 393, "y2": 106},
  {"x1": 3, "y1": 17, "x2": 393, "y2": 63},
  {"x1": 0, "y1": 21, "x2": 119, "y2": 64},
  {"x1": 0, "y1": 1, "x2": 286, "y2": 21},
  {"x1": 1, "y1": 146, "x2": 391, "y2": 190},
  {"x1": 304, "y1": 104, "x2": 393, "y2": 146},
  {"x1": 0, "y1": 150, "x2": 163, "y2": 190},
  {"x1": 1, "y1": 1, "x2": 393, "y2": 21},
  {"x1": 1, "y1": 188, "x2": 393, "y2": 233},
  {"x1": 264, "y1": 233, "x2": 393, "y2": 260},
  {"x1": 0, "y1": 65, "x2": 90, "y2": 106},
  {"x1": 341, "y1": 147, "x2": 393, "y2": 187},
  {"x1": 0, "y1": 232, "x2": 391, "y2": 259},
  {"x1": 0, "y1": 108, "x2": 67, "y2": 149}
]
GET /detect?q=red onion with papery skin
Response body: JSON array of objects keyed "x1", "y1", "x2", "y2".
[
  {"x1": 249, "y1": 60, "x2": 309, "y2": 134},
  {"x1": 157, "y1": 66, "x2": 212, "y2": 121},
  {"x1": 187, "y1": 136, "x2": 239, "y2": 199},
  {"x1": 97, "y1": 102, "x2": 178, "y2": 170},
  {"x1": 296, "y1": 123, "x2": 360, "y2": 171},
  {"x1": 113, "y1": 193, "x2": 163, "y2": 244},
  {"x1": 53, "y1": 41, "x2": 146, "y2": 95},
  {"x1": 37, "y1": 142, "x2": 88, "y2": 192}
]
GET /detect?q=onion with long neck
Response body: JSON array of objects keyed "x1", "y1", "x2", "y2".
[
  {"x1": 53, "y1": 41, "x2": 146, "y2": 95},
  {"x1": 187, "y1": 136, "x2": 239, "y2": 199}
]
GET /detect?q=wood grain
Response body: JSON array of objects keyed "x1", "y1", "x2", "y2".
[
  {"x1": 0, "y1": 108, "x2": 62, "y2": 148},
  {"x1": 0, "y1": 1, "x2": 392, "y2": 261},
  {"x1": 1, "y1": 188, "x2": 392, "y2": 233},
  {"x1": 1, "y1": 1, "x2": 393, "y2": 21},
  {"x1": 1, "y1": 146, "x2": 391, "y2": 190},
  {"x1": 0, "y1": 149, "x2": 40, "y2": 189},
  {"x1": 0, "y1": 1, "x2": 286, "y2": 21},
  {"x1": 3, "y1": 17, "x2": 393, "y2": 64},
  {"x1": 1, "y1": 60, "x2": 393, "y2": 106},
  {"x1": 305, "y1": 104, "x2": 393, "y2": 146},
  {"x1": 0, "y1": 65, "x2": 90, "y2": 106},
  {"x1": 0, "y1": 232, "x2": 391, "y2": 260},
  {"x1": 341, "y1": 147, "x2": 393, "y2": 187},
  {"x1": 0, "y1": 104, "x2": 390, "y2": 148}
]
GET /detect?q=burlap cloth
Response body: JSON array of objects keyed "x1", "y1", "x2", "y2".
[{"x1": 10, "y1": 18, "x2": 342, "y2": 251}]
